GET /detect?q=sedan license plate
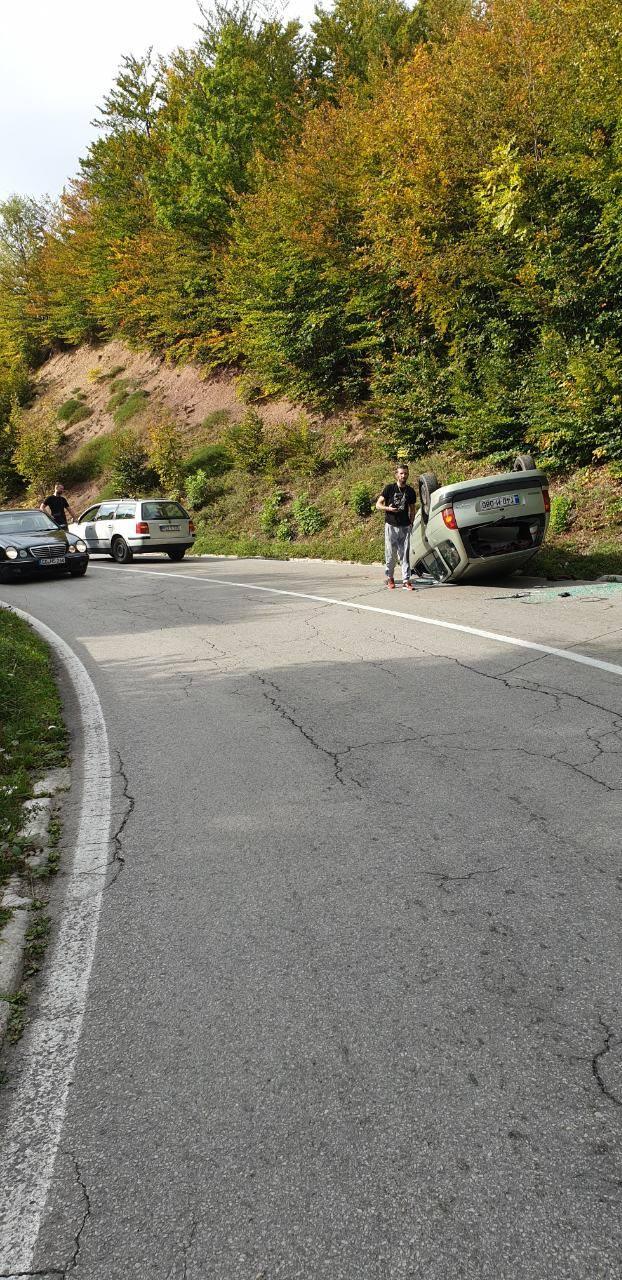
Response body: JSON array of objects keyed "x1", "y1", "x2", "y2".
[
  {"x1": 159, "y1": 524, "x2": 180, "y2": 532},
  {"x1": 40, "y1": 556, "x2": 65, "y2": 566},
  {"x1": 476, "y1": 494, "x2": 521, "y2": 513}
]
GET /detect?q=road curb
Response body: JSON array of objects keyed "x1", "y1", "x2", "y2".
[{"x1": 0, "y1": 767, "x2": 71, "y2": 1049}]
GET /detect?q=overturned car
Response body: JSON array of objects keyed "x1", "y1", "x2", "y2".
[{"x1": 410, "y1": 455, "x2": 550, "y2": 583}]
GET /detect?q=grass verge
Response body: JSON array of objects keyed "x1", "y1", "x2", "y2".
[{"x1": 0, "y1": 609, "x2": 67, "y2": 898}]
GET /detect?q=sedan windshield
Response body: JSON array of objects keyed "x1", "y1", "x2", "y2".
[{"x1": 0, "y1": 511, "x2": 58, "y2": 534}]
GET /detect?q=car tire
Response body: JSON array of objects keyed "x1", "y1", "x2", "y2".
[
  {"x1": 111, "y1": 537, "x2": 133, "y2": 564},
  {"x1": 513, "y1": 453, "x2": 536, "y2": 471},
  {"x1": 166, "y1": 548, "x2": 186, "y2": 562},
  {"x1": 68, "y1": 563, "x2": 88, "y2": 577},
  {"x1": 418, "y1": 472, "x2": 439, "y2": 523}
]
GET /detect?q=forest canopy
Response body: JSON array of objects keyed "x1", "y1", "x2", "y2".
[{"x1": 2, "y1": 0, "x2": 622, "y2": 468}]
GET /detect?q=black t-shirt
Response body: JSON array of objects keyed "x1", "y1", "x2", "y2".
[
  {"x1": 381, "y1": 483, "x2": 417, "y2": 527},
  {"x1": 45, "y1": 494, "x2": 70, "y2": 525}
]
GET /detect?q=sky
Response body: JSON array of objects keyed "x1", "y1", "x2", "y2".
[{"x1": 1, "y1": 0, "x2": 316, "y2": 202}]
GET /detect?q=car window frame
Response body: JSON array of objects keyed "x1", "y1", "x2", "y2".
[
  {"x1": 95, "y1": 502, "x2": 119, "y2": 521},
  {"x1": 78, "y1": 505, "x2": 101, "y2": 523},
  {"x1": 114, "y1": 502, "x2": 137, "y2": 521}
]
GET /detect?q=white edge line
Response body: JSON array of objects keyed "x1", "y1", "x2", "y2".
[
  {"x1": 120, "y1": 566, "x2": 622, "y2": 679},
  {"x1": 0, "y1": 603, "x2": 112, "y2": 1272}
]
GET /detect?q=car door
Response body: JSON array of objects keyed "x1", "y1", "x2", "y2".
[
  {"x1": 93, "y1": 502, "x2": 119, "y2": 551},
  {"x1": 112, "y1": 501, "x2": 136, "y2": 545},
  {"x1": 71, "y1": 505, "x2": 101, "y2": 550}
]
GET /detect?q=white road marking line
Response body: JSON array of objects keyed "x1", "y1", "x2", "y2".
[
  {"x1": 119, "y1": 566, "x2": 622, "y2": 679},
  {"x1": 0, "y1": 605, "x2": 112, "y2": 1272}
]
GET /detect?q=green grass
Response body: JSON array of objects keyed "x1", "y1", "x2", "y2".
[
  {"x1": 183, "y1": 442, "x2": 233, "y2": 477},
  {"x1": 112, "y1": 390, "x2": 149, "y2": 426},
  {"x1": 533, "y1": 542, "x2": 622, "y2": 580},
  {"x1": 57, "y1": 398, "x2": 93, "y2": 428},
  {"x1": 202, "y1": 410, "x2": 233, "y2": 432},
  {"x1": 0, "y1": 610, "x2": 67, "y2": 898},
  {"x1": 63, "y1": 435, "x2": 114, "y2": 485}
]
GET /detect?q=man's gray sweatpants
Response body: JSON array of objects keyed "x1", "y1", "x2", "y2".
[{"x1": 385, "y1": 523, "x2": 411, "y2": 583}]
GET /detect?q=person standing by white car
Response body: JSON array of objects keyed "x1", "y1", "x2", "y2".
[
  {"x1": 40, "y1": 483, "x2": 76, "y2": 530},
  {"x1": 376, "y1": 464, "x2": 418, "y2": 590}
]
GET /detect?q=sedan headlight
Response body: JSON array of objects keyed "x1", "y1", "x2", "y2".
[
  {"x1": 75, "y1": 540, "x2": 87, "y2": 553},
  {"x1": 5, "y1": 546, "x2": 18, "y2": 560}
]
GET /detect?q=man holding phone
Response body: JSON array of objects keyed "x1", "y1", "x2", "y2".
[{"x1": 376, "y1": 464, "x2": 418, "y2": 589}]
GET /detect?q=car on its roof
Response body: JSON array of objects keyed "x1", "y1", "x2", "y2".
[
  {"x1": 69, "y1": 498, "x2": 195, "y2": 565},
  {"x1": 0, "y1": 509, "x2": 89, "y2": 583},
  {"x1": 410, "y1": 455, "x2": 550, "y2": 583}
]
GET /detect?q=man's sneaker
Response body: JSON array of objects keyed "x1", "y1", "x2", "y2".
[
  {"x1": 386, "y1": 578, "x2": 395, "y2": 589},
  {"x1": 402, "y1": 580, "x2": 414, "y2": 590}
]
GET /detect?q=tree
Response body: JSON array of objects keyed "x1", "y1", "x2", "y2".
[
  {"x1": 150, "y1": 3, "x2": 307, "y2": 237},
  {"x1": 309, "y1": 0, "x2": 424, "y2": 92}
]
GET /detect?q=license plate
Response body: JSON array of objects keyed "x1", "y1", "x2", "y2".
[
  {"x1": 159, "y1": 525, "x2": 180, "y2": 532},
  {"x1": 40, "y1": 556, "x2": 65, "y2": 566},
  {"x1": 476, "y1": 494, "x2": 521, "y2": 513}
]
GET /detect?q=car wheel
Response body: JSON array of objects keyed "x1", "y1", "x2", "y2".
[
  {"x1": 166, "y1": 547, "x2": 186, "y2": 562},
  {"x1": 111, "y1": 537, "x2": 133, "y2": 564},
  {"x1": 418, "y1": 472, "x2": 439, "y2": 523},
  {"x1": 68, "y1": 563, "x2": 88, "y2": 577},
  {"x1": 513, "y1": 453, "x2": 536, "y2": 471}
]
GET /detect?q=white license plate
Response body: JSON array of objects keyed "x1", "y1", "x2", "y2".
[
  {"x1": 159, "y1": 525, "x2": 180, "y2": 532},
  {"x1": 476, "y1": 494, "x2": 521, "y2": 513},
  {"x1": 40, "y1": 556, "x2": 65, "y2": 566}
]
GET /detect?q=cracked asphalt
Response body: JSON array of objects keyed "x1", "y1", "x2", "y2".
[{"x1": 1, "y1": 555, "x2": 621, "y2": 1279}]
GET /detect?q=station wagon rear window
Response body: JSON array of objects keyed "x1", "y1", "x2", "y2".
[{"x1": 142, "y1": 502, "x2": 188, "y2": 520}]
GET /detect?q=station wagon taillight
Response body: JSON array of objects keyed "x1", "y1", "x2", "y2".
[
  {"x1": 136, "y1": 521, "x2": 149, "y2": 534},
  {"x1": 442, "y1": 506, "x2": 458, "y2": 529},
  {"x1": 189, "y1": 520, "x2": 195, "y2": 534},
  {"x1": 542, "y1": 489, "x2": 551, "y2": 513}
]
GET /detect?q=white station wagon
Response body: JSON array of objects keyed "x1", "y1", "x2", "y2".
[{"x1": 69, "y1": 498, "x2": 195, "y2": 564}]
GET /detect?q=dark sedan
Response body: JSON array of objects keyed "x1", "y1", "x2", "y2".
[{"x1": 0, "y1": 509, "x2": 89, "y2": 583}]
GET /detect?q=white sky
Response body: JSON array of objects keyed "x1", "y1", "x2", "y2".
[{"x1": 0, "y1": 0, "x2": 317, "y2": 202}]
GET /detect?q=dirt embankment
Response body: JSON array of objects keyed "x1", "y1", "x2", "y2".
[
  {"x1": 33, "y1": 340, "x2": 308, "y2": 510},
  {"x1": 37, "y1": 339, "x2": 302, "y2": 444}
]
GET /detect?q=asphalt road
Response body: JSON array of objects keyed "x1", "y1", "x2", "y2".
[{"x1": 1, "y1": 556, "x2": 622, "y2": 1279}]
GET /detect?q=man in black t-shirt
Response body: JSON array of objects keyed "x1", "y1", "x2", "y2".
[
  {"x1": 376, "y1": 464, "x2": 418, "y2": 590},
  {"x1": 40, "y1": 483, "x2": 76, "y2": 529}
]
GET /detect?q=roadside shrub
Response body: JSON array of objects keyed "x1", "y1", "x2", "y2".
[
  {"x1": 185, "y1": 468, "x2": 212, "y2": 509},
  {"x1": 350, "y1": 482, "x2": 374, "y2": 518},
  {"x1": 225, "y1": 410, "x2": 274, "y2": 474},
  {"x1": 11, "y1": 404, "x2": 62, "y2": 498},
  {"x1": 275, "y1": 518, "x2": 294, "y2": 541},
  {"x1": 291, "y1": 494, "x2": 325, "y2": 536},
  {"x1": 259, "y1": 490, "x2": 286, "y2": 536},
  {"x1": 328, "y1": 428, "x2": 353, "y2": 468},
  {"x1": 275, "y1": 416, "x2": 323, "y2": 476},
  {"x1": 606, "y1": 497, "x2": 622, "y2": 525},
  {"x1": 148, "y1": 417, "x2": 184, "y2": 497},
  {"x1": 108, "y1": 429, "x2": 152, "y2": 495},
  {"x1": 548, "y1": 494, "x2": 573, "y2": 534}
]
